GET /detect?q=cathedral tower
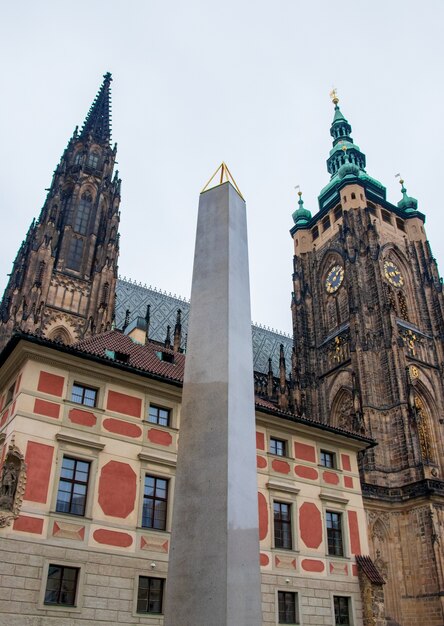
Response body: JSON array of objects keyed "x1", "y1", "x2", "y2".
[
  {"x1": 0, "y1": 73, "x2": 121, "y2": 349},
  {"x1": 290, "y1": 93, "x2": 444, "y2": 625}
]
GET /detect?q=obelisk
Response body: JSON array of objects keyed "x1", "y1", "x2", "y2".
[{"x1": 164, "y1": 167, "x2": 262, "y2": 626}]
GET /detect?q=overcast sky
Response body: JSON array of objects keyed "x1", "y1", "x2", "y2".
[{"x1": 1, "y1": 1, "x2": 443, "y2": 334}]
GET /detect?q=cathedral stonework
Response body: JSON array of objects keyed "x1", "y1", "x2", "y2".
[
  {"x1": 290, "y1": 94, "x2": 444, "y2": 625},
  {"x1": 0, "y1": 73, "x2": 121, "y2": 350}
]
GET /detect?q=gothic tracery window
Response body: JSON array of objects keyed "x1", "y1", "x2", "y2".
[
  {"x1": 66, "y1": 238, "x2": 84, "y2": 271},
  {"x1": 414, "y1": 396, "x2": 434, "y2": 463},
  {"x1": 74, "y1": 193, "x2": 92, "y2": 235}
]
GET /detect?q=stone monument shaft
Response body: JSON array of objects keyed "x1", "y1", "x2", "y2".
[{"x1": 164, "y1": 180, "x2": 262, "y2": 625}]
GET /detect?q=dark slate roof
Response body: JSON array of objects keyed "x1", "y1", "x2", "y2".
[
  {"x1": 116, "y1": 277, "x2": 293, "y2": 375},
  {"x1": 355, "y1": 555, "x2": 385, "y2": 585}
]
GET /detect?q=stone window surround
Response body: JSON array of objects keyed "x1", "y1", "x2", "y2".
[
  {"x1": 316, "y1": 443, "x2": 344, "y2": 472},
  {"x1": 320, "y1": 499, "x2": 351, "y2": 559},
  {"x1": 268, "y1": 484, "x2": 300, "y2": 553},
  {"x1": 50, "y1": 433, "x2": 103, "y2": 521},
  {"x1": 269, "y1": 435, "x2": 288, "y2": 458},
  {"x1": 331, "y1": 593, "x2": 355, "y2": 626},
  {"x1": 276, "y1": 588, "x2": 300, "y2": 626},
  {"x1": 137, "y1": 458, "x2": 175, "y2": 534},
  {"x1": 132, "y1": 571, "x2": 167, "y2": 619},
  {"x1": 145, "y1": 391, "x2": 179, "y2": 431},
  {"x1": 38, "y1": 559, "x2": 85, "y2": 613},
  {"x1": 66, "y1": 371, "x2": 106, "y2": 412}
]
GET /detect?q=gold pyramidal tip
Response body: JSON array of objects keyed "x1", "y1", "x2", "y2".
[
  {"x1": 330, "y1": 87, "x2": 339, "y2": 105},
  {"x1": 201, "y1": 162, "x2": 244, "y2": 200}
]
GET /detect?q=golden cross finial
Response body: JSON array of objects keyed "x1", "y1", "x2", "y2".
[{"x1": 330, "y1": 87, "x2": 339, "y2": 105}]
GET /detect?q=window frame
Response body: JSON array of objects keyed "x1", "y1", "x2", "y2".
[
  {"x1": 70, "y1": 382, "x2": 98, "y2": 408},
  {"x1": 269, "y1": 436, "x2": 287, "y2": 457},
  {"x1": 136, "y1": 575, "x2": 165, "y2": 615},
  {"x1": 66, "y1": 237, "x2": 84, "y2": 271},
  {"x1": 320, "y1": 449, "x2": 336, "y2": 469},
  {"x1": 277, "y1": 590, "x2": 299, "y2": 624},
  {"x1": 332, "y1": 594, "x2": 354, "y2": 626},
  {"x1": 273, "y1": 500, "x2": 293, "y2": 550},
  {"x1": 55, "y1": 456, "x2": 91, "y2": 517},
  {"x1": 142, "y1": 474, "x2": 169, "y2": 531},
  {"x1": 326, "y1": 510, "x2": 344, "y2": 557},
  {"x1": 147, "y1": 404, "x2": 171, "y2": 428},
  {"x1": 39, "y1": 560, "x2": 84, "y2": 612}
]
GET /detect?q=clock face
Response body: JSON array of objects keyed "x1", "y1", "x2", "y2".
[
  {"x1": 325, "y1": 265, "x2": 344, "y2": 294},
  {"x1": 384, "y1": 260, "x2": 404, "y2": 287}
]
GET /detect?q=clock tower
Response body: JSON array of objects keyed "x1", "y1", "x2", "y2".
[{"x1": 290, "y1": 93, "x2": 444, "y2": 625}]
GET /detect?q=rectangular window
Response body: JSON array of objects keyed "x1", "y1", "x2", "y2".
[
  {"x1": 56, "y1": 457, "x2": 90, "y2": 516},
  {"x1": 322, "y1": 215, "x2": 331, "y2": 231},
  {"x1": 137, "y1": 576, "x2": 164, "y2": 614},
  {"x1": 274, "y1": 502, "x2": 292, "y2": 549},
  {"x1": 396, "y1": 217, "x2": 406, "y2": 232},
  {"x1": 270, "y1": 437, "x2": 287, "y2": 457},
  {"x1": 148, "y1": 405, "x2": 170, "y2": 427},
  {"x1": 71, "y1": 383, "x2": 97, "y2": 407},
  {"x1": 381, "y1": 209, "x2": 392, "y2": 224},
  {"x1": 367, "y1": 203, "x2": 377, "y2": 216},
  {"x1": 320, "y1": 449, "x2": 336, "y2": 468},
  {"x1": 326, "y1": 511, "x2": 344, "y2": 556},
  {"x1": 44, "y1": 564, "x2": 79, "y2": 606},
  {"x1": 334, "y1": 595, "x2": 351, "y2": 625},
  {"x1": 278, "y1": 590, "x2": 298, "y2": 624},
  {"x1": 142, "y1": 476, "x2": 168, "y2": 530},
  {"x1": 334, "y1": 205, "x2": 343, "y2": 221},
  {"x1": 311, "y1": 226, "x2": 319, "y2": 240}
]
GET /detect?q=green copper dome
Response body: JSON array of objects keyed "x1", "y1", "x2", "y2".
[
  {"x1": 338, "y1": 158, "x2": 360, "y2": 179},
  {"x1": 397, "y1": 180, "x2": 418, "y2": 213},
  {"x1": 292, "y1": 192, "x2": 312, "y2": 225}
]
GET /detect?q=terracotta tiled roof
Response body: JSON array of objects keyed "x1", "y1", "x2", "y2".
[
  {"x1": 74, "y1": 330, "x2": 185, "y2": 383},
  {"x1": 355, "y1": 555, "x2": 385, "y2": 585}
]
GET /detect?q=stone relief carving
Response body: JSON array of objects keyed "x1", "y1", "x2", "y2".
[{"x1": 0, "y1": 442, "x2": 27, "y2": 527}]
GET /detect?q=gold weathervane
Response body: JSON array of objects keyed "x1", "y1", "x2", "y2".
[
  {"x1": 201, "y1": 162, "x2": 244, "y2": 200},
  {"x1": 330, "y1": 88, "x2": 339, "y2": 105}
]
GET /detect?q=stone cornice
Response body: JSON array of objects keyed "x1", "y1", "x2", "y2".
[{"x1": 56, "y1": 432, "x2": 105, "y2": 450}]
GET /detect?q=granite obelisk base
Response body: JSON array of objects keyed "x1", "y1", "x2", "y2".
[{"x1": 163, "y1": 181, "x2": 262, "y2": 625}]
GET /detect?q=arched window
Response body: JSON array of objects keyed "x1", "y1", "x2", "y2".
[
  {"x1": 331, "y1": 389, "x2": 354, "y2": 430},
  {"x1": 74, "y1": 193, "x2": 92, "y2": 235},
  {"x1": 87, "y1": 151, "x2": 99, "y2": 169},
  {"x1": 414, "y1": 396, "x2": 434, "y2": 463},
  {"x1": 74, "y1": 152, "x2": 82, "y2": 165},
  {"x1": 66, "y1": 238, "x2": 84, "y2": 271},
  {"x1": 34, "y1": 261, "x2": 45, "y2": 287}
]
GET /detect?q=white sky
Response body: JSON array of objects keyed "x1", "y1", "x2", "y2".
[{"x1": 1, "y1": 0, "x2": 443, "y2": 334}]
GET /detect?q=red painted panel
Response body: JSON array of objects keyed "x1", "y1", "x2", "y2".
[
  {"x1": 348, "y1": 510, "x2": 361, "y2": 555},
  {"x1": 256, "y1": 432, "x2": 265, "y2": 450},
  {"x1": 34, "y1": 398, "x2": 60, "y2": 419},
  {"x1": 272, "y1": 459, "x2": 291, "y2": 474},
  {"x1": 323, "y1": 471, "x2": 339, "y2": 485},
  {"x1": 24, "y1": 442, "x2": 54, "y2": 503},
  {"x1": 258, "y1": 492, "x2": 268, "y2": 541},
  {"x1": 148, "y1": 428, "x2": 173, "y2": 446},
  {"x1": 352, "y1": 563, "x2": 358, "y2": 576},
  {"x1": 107, "y1": 390, "x2": 141, "y2": 418},
  {"x1": 260, "y1": 553, "x2": 269, "y2": 566},
  {"x1": 0, "y1": 409, "x2": 8, "y2": 427},
  {"x1": 93, "y1": 528, "x2": 133, "y2": 548},
  {"x1": 37, "y1": 371, "x2": 64, "y2": 397},
  {"x1": 256, "y1": 455, "x2": 267, "y2": 469},
  {"x1": 69, "y1": 408, "x2": 96, "y2": 427},
  {"x1": 344, "y1": 476, "x2": 353, "y2": 489},
  {"x1": 13, "y1": 515, "x2": 44, "y2": 534},
  {"x1": 301, "y1": 558, "x2": 324, "y2": 572},
  {"x1": 79, "y1": 527, "x2": 85, "y2": 540},
  {"x1": 10, "y1": 401, "x2": 16, "y2": 416},
  {"x1": 341, "y1": 453, "x2": 352, "y2": 471},
  {"x1": 299, "y1": 502, "x2": 323, "y2": 549},
  {"x1": 103, "y1": 418, "x2": 142, "y2": 438},
  {"x1": 294, "y1": 442, "x2": 316, "y2": 463},
  {"x1": 98, "y1": 461, "x2": 137, "y2": 518},
  {"x1": 294, "y1": 465, "x2": 318, "y2": 480}
]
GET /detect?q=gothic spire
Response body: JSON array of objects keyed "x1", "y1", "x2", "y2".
[
  {"x1": 79, "y1": 72, "x2": 113, "y2": 144},
  {"x1": 326, "y1": 90, "x2": 366, "y2": 179}
]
